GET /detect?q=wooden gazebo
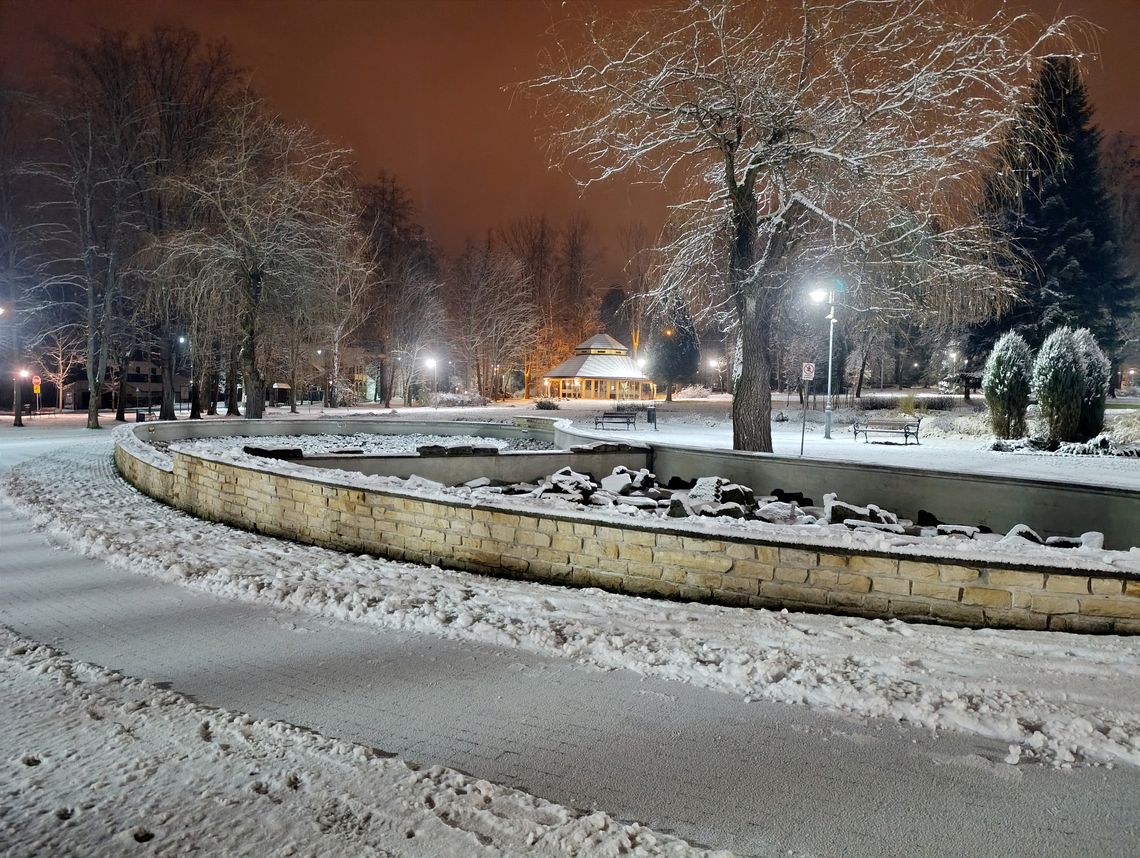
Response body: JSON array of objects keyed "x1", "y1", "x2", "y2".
[{"x1": 542, "y1": 334, "x2": 655, "y2": 400}]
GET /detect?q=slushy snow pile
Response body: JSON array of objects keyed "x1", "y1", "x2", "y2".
[
  {"x1": 3, "y1": 438, "x2": 1139, "y2": 769},
  {"x1": 0, "y1": 629, "x2": 715, "y2": 858}
]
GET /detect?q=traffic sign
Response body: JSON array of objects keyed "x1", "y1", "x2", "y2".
[
  {"x1": 32, "y1": 384, "x2": 40, "y2": 395},
  {"x1": 801, "y1": 362, "x2": 815, "y2": 381},
  {"x1": 32, "y1": 375, "x2": 40, "y2": 385}
]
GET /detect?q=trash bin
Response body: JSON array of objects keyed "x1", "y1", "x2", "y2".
[
  {"x1": 646, "y1": 404, "x2": 657, "y2": 429},
  {"x1": 135, "y1": 410, "x2": 147, "y2": 423}
]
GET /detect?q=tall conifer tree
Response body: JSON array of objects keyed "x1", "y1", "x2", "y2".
[{"x1": 969, "y1": 58, "x2": 1132, "y2": 355}]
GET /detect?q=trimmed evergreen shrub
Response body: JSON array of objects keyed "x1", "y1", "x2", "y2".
[
  {"x1": 535, "y1": 398, "x2": 560, "y2": 410},
  {"x1": 981, "y1": 331, "x2": 1032, "y2": 438},
  {"x1": 1032, "y1": 328, "x2": 1085, "y2": 442},
  {"x1": 1074, "y1": 328, "x2": 1111, "y2": 440}
]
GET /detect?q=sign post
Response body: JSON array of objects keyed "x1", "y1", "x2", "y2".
[
  {"x1": 799, "y1": 363, "x2": 815, "y2": 456},
  {"x1": 31, "y1": 375, "x2": 41, "y2": 414}
]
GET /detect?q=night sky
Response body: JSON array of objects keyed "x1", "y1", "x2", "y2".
[{"x1": 2, "y1": 0, "x2": 1137, "y2": 277}]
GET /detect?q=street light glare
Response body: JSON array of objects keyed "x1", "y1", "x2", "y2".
[
  {"x1": 425, "y1": 357, "x2": 437, "y2": 369},
  {"x1": 809, "y1": 288, "x2": 828, "y2": 303}
]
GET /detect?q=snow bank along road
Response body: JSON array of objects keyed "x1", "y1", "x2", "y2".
[{"x1": 2, "y1": 426, "x2": 1139, "y2": 857}]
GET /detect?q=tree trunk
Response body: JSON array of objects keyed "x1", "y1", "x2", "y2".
[
  {"x1": 115, "y1": 355, "x2": 128, "y2": 422},
  {"x1": 159, "y1": 340, "x2": 176, "y2": 421},
  {"x1": 728, "y1": 183, "x2": 775, "y2": 453},
  {"x1": 225, "y1": 346, "x2": 240, "y2": 416},
  {"x1": 207, "y1": 367, "x2": 218, "y2": 415},
  {"x1": 189, "y1": 361, "x2": 202, "y2": 419},
  {"x1": 12, "y1": 374, "x2": 24, "y2": 427},
  {"x1": 384, "y1": 361, "x2": 397, "y2": 408}
]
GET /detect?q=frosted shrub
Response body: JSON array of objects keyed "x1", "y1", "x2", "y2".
[
  {"x1": 1032, "y1": 328, "x2": 1085, "y2": 442},
  {"x1": 981, "y1": 331, "x2": 1032, "y2": 438},
  {"x1": 1073, "y1": 328, "x2": 1111, "y2": 440},
  {"x1": 429, "y1": 392, "x2": 489, "y2": 408},
  {"x1": 677, "y1": 384, "x2": 711, "y2": 399}
]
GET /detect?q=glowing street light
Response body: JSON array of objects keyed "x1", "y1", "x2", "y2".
[
  {"x1": 809, "y1": 278, "x2": 844, "y2": 439},
  {"x1": 425, "y1": 357, "x2": 438, "y2": 394}
]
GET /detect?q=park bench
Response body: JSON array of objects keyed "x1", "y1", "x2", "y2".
[
  {"x1": 852, "y1": 416, "x2": 922, "y2": 445},
  {"x1": 595, "y1": 411, "x2": 637, "y2": 430}
]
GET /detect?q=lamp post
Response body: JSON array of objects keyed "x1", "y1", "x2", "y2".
[
  {"x1": 317, "y1": 348, "x2": 329, "y2": 406},
  {"x1": 809, "y1": 279, "x2": 844, "y2": 439},
  {"x1": 425, "y1": 357, "x2": 437, "y2": 398},
  {"x1": 13, "y1": 368, "x2": 29, "y2": 427},
  {"x1": 178, "y1": 336, "x2": 200, "y2": 419}
]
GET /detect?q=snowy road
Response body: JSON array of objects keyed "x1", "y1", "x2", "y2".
[{"x1": 2, "y1": 423, "x2": 1139, "y2": 857}]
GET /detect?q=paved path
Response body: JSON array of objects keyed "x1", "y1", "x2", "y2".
[{"x1": 2, "y1": 426, "x2": 1139, "y2": 857}]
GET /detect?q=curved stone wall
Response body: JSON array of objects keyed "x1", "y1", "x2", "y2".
[
  {"x1": 115, "y1": 418, "x2": 1140, "y2": 634},
  {"x1": 551, "y1": 424, "x2": 1140, "y2": 552}
]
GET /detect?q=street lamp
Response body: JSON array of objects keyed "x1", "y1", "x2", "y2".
[
  {"x1": 177, "y1": 336, "x2": 198, "y2": 418},
  {"x1": 13, "y1": 368, "x2": 29, "y2": 427},
  {"x1": 707, "y1": 357, "x2": 723, "y2": 392},
  {"x1": 425, "y1": 357, "x2": 437, "y2": 395},
  {"x1": 809, "y1": 278, "x2": 844, "y2": 439}
]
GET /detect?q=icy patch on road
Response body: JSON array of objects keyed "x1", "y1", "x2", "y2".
[
  {"x1": 0, "y1": 629, "x2": 718, "y2": 858},
  {"x1": 2, "y1": 440, "x2": 1140, "y2": 769}
]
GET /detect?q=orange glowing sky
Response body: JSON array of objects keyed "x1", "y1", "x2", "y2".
[{"x1": 2, "y1": 0, "x2": 1137, "y2": 276}]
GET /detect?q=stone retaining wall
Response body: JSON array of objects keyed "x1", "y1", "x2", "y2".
[{"x1": 115, "y1": 429, "x2": 1140, "y2": 634}]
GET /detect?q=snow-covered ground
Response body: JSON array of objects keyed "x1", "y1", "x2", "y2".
[
  {"x1": 0, "y1": 629, "x2": 715, "y2": 857},
  {"x1": 3, "y1": 432, "x2": 1139, "y2": 769}
]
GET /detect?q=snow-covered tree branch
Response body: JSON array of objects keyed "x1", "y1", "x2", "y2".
[{"x1": 530, "y1": 0, "x2": 1085, "y2": 451}]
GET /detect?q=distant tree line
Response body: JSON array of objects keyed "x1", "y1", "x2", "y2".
[{"x1": 3, "y1": 7, "x2": 1137, "y2": 435}]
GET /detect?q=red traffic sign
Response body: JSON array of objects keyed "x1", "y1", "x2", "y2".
[
  {"x1": 32, "y1": 375, "x2": 41, "y2": 385},
  {"x1": 801, "y1": 362, "x2": 815, "y2": 381}
]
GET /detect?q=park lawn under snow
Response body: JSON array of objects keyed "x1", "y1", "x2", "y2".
[
  {"x1": 2, "y1": 437, "x2": 1139, "y2": 770},
  {"x1": 0, "y1": 630, "x2": 713, "y2": 858}
]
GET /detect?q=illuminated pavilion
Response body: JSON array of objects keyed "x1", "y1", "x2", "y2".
[{"x1": 541, "y1": 334, "x2": 655, "y2": 401}]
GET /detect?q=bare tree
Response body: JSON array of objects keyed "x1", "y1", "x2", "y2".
[
  {"x1": 35, "y1": 326, "x2": 85, "y2": 409},
  {"x1": 385, "y1": 258, "x2": 446, "y2": 406},
  {"x1": 500, "y1": 214, "x2": 601, "y2": 394},
  {"x1": 618, "y1": 221, "x2": 655, "y2": 357},
  {"x1": 356, "y1": 173, "x2": 436, "y2": 405},
  {"x1": 0, "y1": 86, "x2": 44, "y2": 426},
  {"x1": 33, "y1": 33, "x2": 152, "y2": 429},
  {"x1": 499, "y1": 215, "x2": 556, "y2": 396},
  {"x1": 316, "y1": 227, "x2": 373, "y2": 408},
  {"x1": 531, "y1": 0, "x2": 1082, "y2": 451},
  {"x1": 133, "y1": 26, "x2": 240, "y2": 421},
  {"x1": 448, "y1": 241, "x2": 538, "y2": 399},
  {"x1": 152, "y1": 96, "x2": 357, "y2": 419}
]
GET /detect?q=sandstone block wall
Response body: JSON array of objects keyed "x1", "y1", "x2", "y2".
[{"x1": 114, "y1": 436, "x2": 1140, "y2": 635}]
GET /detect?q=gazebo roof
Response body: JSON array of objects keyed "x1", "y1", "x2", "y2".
[
  {"x1": 575, "y1": 333, "x2": 629, "y2": 354},
  {"x1": 544, "y1": 352, "x2": 648, "y2": 381}
]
